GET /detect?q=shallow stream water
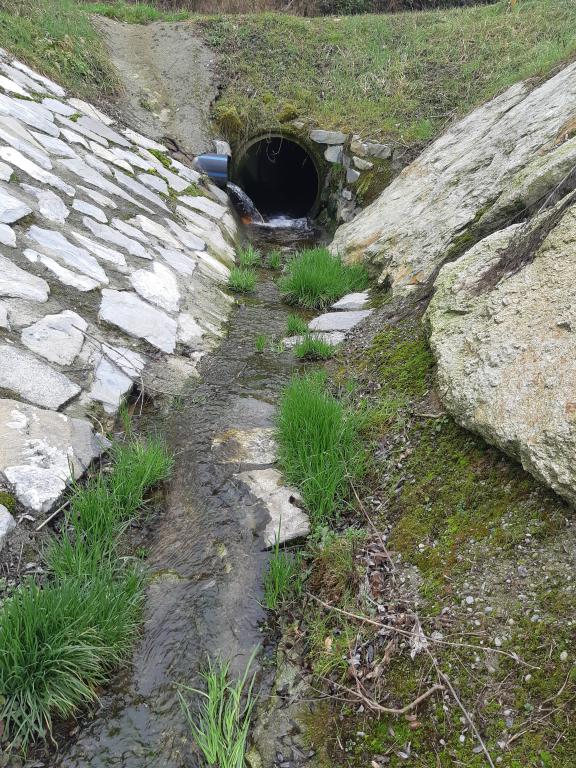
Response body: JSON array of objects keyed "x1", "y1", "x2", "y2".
[{"x1": 55, "y1": 274, "x2": 304, "y2": 767}]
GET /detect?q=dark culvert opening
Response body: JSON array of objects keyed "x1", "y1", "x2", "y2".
[{"x1": 233, "y1": 135, "x2": 320, "y2": 218}]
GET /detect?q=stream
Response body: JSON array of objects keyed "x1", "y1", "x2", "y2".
[{"x1": 54, "y1": 266, "x2": 308, "y2": 767}]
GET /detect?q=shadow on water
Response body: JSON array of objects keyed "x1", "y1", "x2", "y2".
[{"x1": 55, "y1": 277, "x2": 304, "y2": 768}]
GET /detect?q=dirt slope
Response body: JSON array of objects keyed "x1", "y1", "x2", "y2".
[{"x1": 94, "y1": 16, "x2": 217, "y2": 157}]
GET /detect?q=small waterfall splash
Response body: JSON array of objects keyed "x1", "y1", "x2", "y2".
[{"x1": 226, "y1": 182, "x2": 265, "y2": 224}]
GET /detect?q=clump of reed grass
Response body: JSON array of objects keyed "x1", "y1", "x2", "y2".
[
  {"x1": 293, "y1": 334, "x2": 334, "y2": 361},
  {"x1": 278, "y1": 247, "x2": 368, "y2": 310},
  {"x1": 228, "y1": 267, "x2": 257, "y2": 293}
]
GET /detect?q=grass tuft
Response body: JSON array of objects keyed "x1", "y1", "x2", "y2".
[
  {"x1": 279, "y1": 248, "x2": 368, "y2": 310},
  {"x1": 286, "y1": 314, "x2": 309, "y2": 336},
  {"x1": 276, "y1": 373, "x2": 366, "y2": 527},
  {"x1": 237, "y1": 244, "x2": 261, "y2": 268},
  {"x1": 267, "y1": 250, "x2": 282, "y2": 270},
  {"x1": 0, "y1": 436, "x2": 172, "y2": 748},
  {"x1": 293, "y1": 335, "x2": 334, "y2": 361},
  {"x1": 228, "y1": 267, "x2": 257, "y2": 293},
  {"x1": 263, "y1": 535, "x2": 302, "y2": 610},
  {"x1": 178, "y1": 650, "x2": 258, "y2": 768},
  {"x1": 84, "y1": 2, "x2": 189, "y2": 24}
]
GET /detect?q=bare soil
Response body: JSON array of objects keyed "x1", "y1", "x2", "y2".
[{"x1": 94, "y1": 16, "x2": 217, "y2": 157}]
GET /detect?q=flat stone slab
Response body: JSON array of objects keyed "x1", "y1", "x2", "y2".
[
  {"x1": 130, "y1": 261, "x2": 180, "y2": 313},
  {"x1": 0, "y1": 254, "x2": 49, "y2": 301},
  {"x1": 21, "y1": 310, "x2": 87, "y2": 366},
  {"x1": 236, "y1": 467, "x2": 310, "y2": 548},
  {"x1": 0, "y1": 187, "x2": 32, "y2": 223},
  {"x1": 90, "y1": 345, "x2": 144, "y2": 414},
  {"x1": 83, "y1": 216, "x2": 150, "y2": 260},
  {"x1": 99, "y1": 289, "x2": 177, "y2": 353},
  {"x1": 0, "y1": 344, "x2": 80, "y2": 409},
  {"x1": 179, "y1": 194, "x2": 227, "y2": 221},
  {"x1": 24, "y1": 249, "x2": 101, "y2": 292},
  {"x1": 21, "y1": 185, "x2": 69, "y2": 224},
  {"x1": 0, "y1": 398, "x2": 106, "y2": 513},
  {"x1": 0, "y1": 147, "x2": 74, "y2": 196},
  {"x1": 310, "y1": 129, "x2": 347, "y2": 145},
  {"x1": 27, "y1": 225, "x2": 109, "y2": 285},
  {"x1": 331, "y1": 291, "x2": 370, "y2": 311},
  {"x1": 308, "y1": 310, "x2": 372, "y2": 333},
  {"x1": 0, "y1": 223, "x2": 15, "y2": 247},
  {"x1": 282, "y1": 331, "x2": 346, "y2": 349}
]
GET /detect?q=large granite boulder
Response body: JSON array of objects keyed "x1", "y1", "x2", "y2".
[
  {"x1": 331, "y1": 63, "x2": 576, "y2": 297},
  {"x1": 425, "y1": 200, "x2": 576, "y2": 506}
]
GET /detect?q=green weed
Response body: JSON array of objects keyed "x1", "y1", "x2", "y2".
[
  {"x1": 237, "y1": 244, "x2": 261, "y2": 268},
  {"x1": 263, "y1": 535, "x2": 301, "y2": 610},
  {"x1": 255, "y1": 334, "x2": 267, "y2": 353},
  {"x1": 0, "y1": 0, "x2": 118, "y2": 98},
  {"x1": 286, "y1": 314, "x2": 309, "y2": 336},
  {"x1": 84, "y1": 2, "x2": 188, "y2": 23},
  {"x1": 228, "y1": 267, "x2": 257, "y2": 293},
  {"x1": 267, "y1": 250, "x2": 282, "y2": 270},
  {"x1": 279, "y1": 248, "x2": 368, "y2": 310},
  {"x1": 0, "y1": 436, "x2": 172, "y2": 747},
  {"x1": 276, "y1": 373, "x2": 366, "y2": 527},
  {"x1": 293, "y1": 335, "x2": 334, "y2": 361},
  {"x1": 178, "y1": 650, "x2": 258, "y2": 768}
]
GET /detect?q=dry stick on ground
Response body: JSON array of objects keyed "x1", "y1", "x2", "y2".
[{"x1": 346, "y1": 480, "x2": 502, "y2": 766}]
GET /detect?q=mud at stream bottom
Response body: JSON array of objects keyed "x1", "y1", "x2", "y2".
[{"x1": 54, "y1": 277, "x2": 302, "y2": 768}]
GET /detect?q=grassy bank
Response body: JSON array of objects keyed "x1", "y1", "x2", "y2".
[
  {"x1": 0, "y1": 0, "x2": 118, "y2": 98},
  {"x1": 0, "y1": 437, "x2": 172, "y2": 750},
  {"x1": 263, "y1": 298, "x2": 576, "y2": 766},
  {"x1": 199, "y1": 0, "x2": 576, "y2": 142}
]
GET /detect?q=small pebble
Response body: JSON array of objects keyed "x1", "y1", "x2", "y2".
[{"x1": 560, "y1": 650, "x2": 568, "y2": 662}]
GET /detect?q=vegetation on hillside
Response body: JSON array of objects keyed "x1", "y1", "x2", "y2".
[
  {"x1": 0, "y1": 2, "x2": 573, "y2": 148},
  {"x1": 199, "y1": 0, "x2": 576, "y2": 142}
]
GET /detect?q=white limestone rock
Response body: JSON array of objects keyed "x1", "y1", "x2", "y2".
[
  {"x1": 72, "y1": 199, "x2": 107, "y2": 223},
  {"x1": 0, "y1": 116, "x2": 53, "y2": 169},
  {"x1": 21, "y1": 185, "x2": 69, "y2": 223},
  {"x1": 310, "y1": 129, "x2": 347, "y2": 145},
  {"x1": 129, "y1": 214, "x2": 181, "y2": 248},
  {"x1": 82, "y1": 216, "x2": 151, "y2": 260},
  {"x1": 0, "y1": 505, "x2": 16, "y2": 551},
  {"x1": 165, "y1": 218, "x2": 205, "y2": 251},
  {"x1": 0, "y1": 254, "x2": 49, "y2": 302},
  {"x1": 177, "y1": 313, "x2": 204, "y2": 344},
  {"x1": 55, "y1": 114, "x2": 109, "y2": 147},
  {"x1": 0, "y1": 344, "x2": 81, "y2": 409},
  {"x1": 78, "y1": 185, "x2": 117, "y2": 210},
  {"x1": 0, "y1": 186, "x2": 32, "y2": 223},
  {"x1": 237, "y1": 467, "x2": 310, "y2": 548},
  {"x1": 331, "y1": 62, "x2": 576, "y2": 296},
  {"x1": 179, "y1": 194, "x2": 227, "y2": 221},
  {"x1": 324, "y1": 145, "x2": 343, "y2": 163},
  {"x1": 130, "y1": 261, "x2": 180, "y2": 313},
  {"x1": 113, "y1": 169, "x2": 169, "y2": 210},
  {"x1": 24, "y1": 249, "x2": 101, "y2": 292},
  {"x1": 425, "y1": 203, "x2": 576, "y2": 508},
  {"x1": 27, "y1": 226, "x2": 108, "y2": 284},
  {"x1": 0, "y1": 147, "x2": 74, "y2": 196},
  {"x1": 282, "y1": 331, "x2": 346, "y2": 349},
  {"x1": 0, "y1": 223, "x2": 15, "y2": 247},
  {"x1": 0, "y1": 398, "x2": 106, "y2": 513},
  {"x1": 308, "y1": 310, "x2": 372, "y2": 332},
  {"x1": 70, "y1": 231, "x2": 128, "y2": 273},
  {"x1": 11, "y1": 60, "x2": 66, "y2": 98},
  {"x1": 156, "y1": 246, "x2": 196, "y2": 276},
  {"x1": 112, "y1": 217, "x2": 149, "y2": 243},
  {"x1": 0, "y1": 301, "x2": 9, "y2": 328},
  {"x1": 332, "y1": 291, "x2": 370, "y2": 310},
  {"x1": 68, "y1": 99, "x2": 113, "y2": 126},
  {"x1": 99, "y1": 289, "x2": 178, "y2": 353},
  {"x1": 0, "y1": 161, "x2": 12, "y2": 181},
  {"x1": 21, "y1": 310, "x2": 87, "y2": 365},
  {"x1": 41, "y1": 98, "x2": 76, "y2": 117},
  {"x1": 89, "y1": 345, "x2": 144, "y2": 414},
  {"x1": 76, "y1": 115, "x2": 130, "y2": 147},
  {"x1": 0, "y1": 93, "x2": 58, "y2": 137},
  {"x1": 122, "y1": 128, "x2": 167, "y2": 152},
  {"x1": 138, "y1": 172, "x2": 169, "y2": 196}
]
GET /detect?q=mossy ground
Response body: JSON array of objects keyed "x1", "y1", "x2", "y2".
[{"x1": 273, "y1": 306, "x2": 575, "y2": 767}]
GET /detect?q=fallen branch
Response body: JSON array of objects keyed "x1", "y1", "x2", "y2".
[{"x1": 327, "y1": 676, "x2": 444, "y2": 716}]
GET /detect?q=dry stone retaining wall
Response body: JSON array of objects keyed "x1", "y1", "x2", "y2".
[{"x1": 0, "y1": 50, "x2": 239, "y2": 533}]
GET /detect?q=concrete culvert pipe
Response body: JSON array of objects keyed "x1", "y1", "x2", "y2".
[{"x1": 233, "y1": 134, "x2": 321, "y2": 218}]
